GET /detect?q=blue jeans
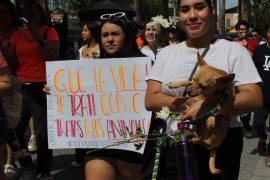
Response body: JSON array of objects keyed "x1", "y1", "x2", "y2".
[{"x1": 253, "y1": 105, "x2": 270, "y2": 140}]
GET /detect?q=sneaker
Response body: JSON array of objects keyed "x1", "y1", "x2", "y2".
[
  {"x1": 4, "y1": 164, "x2": 16, "y2": 176},
  {"x1": 70, "y1": 161, "x2": 83, "y2": 168},
  {"x1": 36, "y1": 173, "x2": 54, "y2": 180},
  {"x1": 4, "y1": 164, "x2": 24, "y2": 180},
  {"x1": 257, "y1": 139, "x2": 267, "y2": 156},
  {"x1": 28, "y1": 135, "x2": 38, "y2": 152},
  {"x1": 265, "y1": 156, "x2": 270, "y2": 167}
]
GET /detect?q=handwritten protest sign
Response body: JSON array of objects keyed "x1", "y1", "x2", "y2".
[{"x1": 46, "y1": 57, "x2": 152, "y2": 154}]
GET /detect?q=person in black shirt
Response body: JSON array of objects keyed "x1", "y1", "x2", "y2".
[{"x1": 252, "y1": 25, "x2": 270, "y2": 166}]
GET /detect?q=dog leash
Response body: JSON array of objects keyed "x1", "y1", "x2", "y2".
[{"x1": 183, "y1": 45, "x2": 211, "y2": 97}]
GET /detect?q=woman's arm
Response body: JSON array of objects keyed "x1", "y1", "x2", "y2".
[
  {"x1": 145, "y1": 80, "x2": 188, "y2": 112},
  {"x1": 0, "y1": 68, "x2": 12, "y2": 95},
  {"x1": 230, "y1": 83, "x2": 262, "y2": 115},
  {"x1": 180, "y1": 83, "x2": 262, "y2": 120},
  {"x1": 1, "y1": 43, "x2": 19, "y2": 74}
]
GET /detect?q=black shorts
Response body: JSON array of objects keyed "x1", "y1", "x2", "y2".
[
  {"x1": 86, "y1": 149, "x2": 144, "y2": 164},
  {"x1": 0, "y1": 118, "x2": 7, "y2": 145}
]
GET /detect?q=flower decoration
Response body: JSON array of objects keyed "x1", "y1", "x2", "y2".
[
  {"x1": 151, "y1": 15, "x2": 170, "y2": 29},
  {"x1": 168, "y1": 16, "x2": 179, "y2": 27},
  {"x1": 156, "y1": 106, "x2": 172, "y2": 119}
]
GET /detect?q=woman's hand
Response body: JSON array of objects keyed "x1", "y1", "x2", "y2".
[
  {"x1": 43, "y1": 84, "x2": 51, "y2": 94},
  {"x1": 180, "y1": 95, "x2": 205, "y2": 121}
]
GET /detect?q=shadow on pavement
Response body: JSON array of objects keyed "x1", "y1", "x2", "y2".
[{"x1": 19, "y1": 154, "x2": 85, "y2": 180}]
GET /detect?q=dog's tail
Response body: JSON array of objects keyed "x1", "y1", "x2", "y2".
[{"x1": 209, "y1": 149, "x2": 222, "y2": 174}]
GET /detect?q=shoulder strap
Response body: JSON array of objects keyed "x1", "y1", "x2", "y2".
[
  {"x1": 183, "y1": 45, "x2": 210, "y2": 97},
  {"x1": 188, "y1": 46, "x2": 210, "y2": 81}
]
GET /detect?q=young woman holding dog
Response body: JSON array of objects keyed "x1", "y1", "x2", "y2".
[
  {"x1": 145, "y1": 0, "x2": 263, "y2": 179},
  {"x1": 84, "y1": 12, "x2": 145, "y2": 180}
]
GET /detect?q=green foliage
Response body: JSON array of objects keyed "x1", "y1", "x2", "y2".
[
  {"x1": 140, "y1": 0, "x2": 163, "y2": 21},
  {"x1": 49, "y1": 0, "x2": 176, "y2": 22},
  {"x1": 250, "y1": 0, "x2": 270, "y2": 34}
]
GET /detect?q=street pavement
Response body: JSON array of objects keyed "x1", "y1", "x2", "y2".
[
  {"x1": 239, "y1": 136, "x2": 270, "y2": 180},
  {"x1": 18, "y1": 133, "x2": 270, "y2": 180}
]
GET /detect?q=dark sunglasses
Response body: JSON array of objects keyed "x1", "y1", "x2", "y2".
[
  {"x1": 251, "y1": 34, "x2": 258, "y2": 37},
  {"x1": 100, "y1": 12, "x2": 128, "y2": 22}
]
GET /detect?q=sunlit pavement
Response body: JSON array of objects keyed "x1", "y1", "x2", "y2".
[
  {"x1": 239, "y1": 136, "x2": 270, "y2": 180},
  {"x1": 18, "y1": 133, "x2": 270, "y2": 180}
]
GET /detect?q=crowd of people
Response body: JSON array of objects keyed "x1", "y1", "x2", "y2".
[{"x1": 0, "y1": 0, "x2": 270, "y2": 179}]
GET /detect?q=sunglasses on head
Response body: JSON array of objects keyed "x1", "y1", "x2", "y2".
[{"x1": 100, "y1": 12, "x2": 128, "y2": 21}]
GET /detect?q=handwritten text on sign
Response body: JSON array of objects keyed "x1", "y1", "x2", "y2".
[{"x1": 46, "y1": 57, "x2": 152, "y2": 154}]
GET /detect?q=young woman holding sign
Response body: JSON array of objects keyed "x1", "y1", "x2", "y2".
[{"x1": 84, "y1": 12, "x2": 145, "y2": 180}]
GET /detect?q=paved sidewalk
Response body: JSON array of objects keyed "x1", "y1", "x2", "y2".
[
  {"x1": 239, "y1": 137, "x2": 270, "y2": 180},
  {"x1": 18, "y1": 136, "x2": 270, "y2": 180},
  {"x1": 19, "y1": 149, "x2": 84, "y2": 180}
]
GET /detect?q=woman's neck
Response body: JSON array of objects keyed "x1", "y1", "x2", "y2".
[
  {"x1": 87, "y1": 40, "x2": 98, "y2": 48},
  {"x1": 186, "y1": 31, "x2": 214, "y2": 49}
]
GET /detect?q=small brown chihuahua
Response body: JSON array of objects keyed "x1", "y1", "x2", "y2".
[{"x1": 167, "y1": 53, "x2": 235, "y2": 174}]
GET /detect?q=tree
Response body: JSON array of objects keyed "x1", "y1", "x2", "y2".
[
  {"x1": 250, "y1": 0, "x2": 270, "y2": 33},
  {"x1": 211, "y1": 0, "x2": 218, "y2": 33},
  {"x1": 133, "y1": 0, "x2": 141, "y2": 21},
  {"x1": 219, "y1": 0, "x2": 225, "y2": 34},
  {"x1": 238, "y1": 0, "x2": 250, "y2": 21},
  {"x1": 161, "y1": 0, "x2": 169, "y2": 18}
]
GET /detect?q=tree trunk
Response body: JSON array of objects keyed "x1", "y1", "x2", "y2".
[
  {"x1": 211, "y1": 0, "x2": 218, "y2": 33},
  {"x1": 133, "y1": 0, "x2": 141, "y2": 21},
  {"x1": 238, "y1": 0, "x2": 250, "y2": 21},
  {"x1": 219, "y1": 0, "x2": 225, "y2": 34},
  {"x1": 162, "y1": 0, "x2": 169, "y2": 18}
]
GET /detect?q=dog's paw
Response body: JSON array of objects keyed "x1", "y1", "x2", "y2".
[
  {"x1": 166, "y1": 82, "x2": 181, "y2": 89},
  {"x1": 206, "y1": 117, "x2": 215, "y2": 128},
  {"x1": 166, "y1": 80, "x2": 191, "y2": 89},
  {"x1": 190, "y1": 137, "x2": 201, "y2": 143}
]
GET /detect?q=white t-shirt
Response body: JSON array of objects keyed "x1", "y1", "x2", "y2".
[
  {"x1": 148, "y1": 39, "x2": 262, "y2": 127},
  {"x1": 79, "y1": 46, "x2": 89, "y2": 60},
  {"x1": 79, "y1": 45, "x2": 100, "y2": 60},
  {"x1": 141, "y1": 46, "x2": 156, "y2": 61}
]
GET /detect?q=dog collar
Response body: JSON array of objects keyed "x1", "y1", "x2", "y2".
[{"x1": 183, "y1": 104, "x2": 221, "y2": 126}]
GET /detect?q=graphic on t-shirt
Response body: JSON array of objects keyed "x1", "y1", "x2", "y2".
[{"x1": 263, "y1": 55, "x2": 270, "y2": 71}]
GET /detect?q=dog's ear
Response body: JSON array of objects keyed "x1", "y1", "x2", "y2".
[
  {"x1": 197, "y1": 52, "x2": 208, "y2": 67},
  {"x1": 216, "y1": 74, "x2": 235, "y2": 84}
]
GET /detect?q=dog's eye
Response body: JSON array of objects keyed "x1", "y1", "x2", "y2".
[{"x1": 198, "y1": 83, "x2": 204, "y2": 88}]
